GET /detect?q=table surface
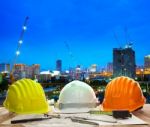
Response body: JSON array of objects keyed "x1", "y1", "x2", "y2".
[{"x1": 0, "y1": 104, "x2": 150, "y2": 127}]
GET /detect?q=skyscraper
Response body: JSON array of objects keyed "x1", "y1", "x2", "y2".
[
  {"x1": 113, "y1": 47, "x2": 136, "y2": 78},
  {"x1": 0, "y1": 63, "x2": 10, "y2": 73},
  {"x1": 32, "y1": 64, "x2": 40, "y2": 75},
  {"x1": 107, "y1": 62, "x2": 113, "y2": 73},
  {"x1": 13, "y1": 64, "x2": 40, "y2": 79},
  {"x1": 89, "y1": 64, "x2": 97, "y2": 73},
  {"x1": 14, "y1": 64, "x2": 26, "y2": 73},
  {"x1": 144, "y1": 55, "x2": 150, "y2": 69},
  {"x1": 56, "y1": 59, "x2": 62, "y2": 72},
  {"x1": 13, "y1": 64, "x2": 26, "y2": 79}
]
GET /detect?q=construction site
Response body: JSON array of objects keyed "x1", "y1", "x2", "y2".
[{"x1": 1, "y1": 0, "x2": 150, "y2": 126}]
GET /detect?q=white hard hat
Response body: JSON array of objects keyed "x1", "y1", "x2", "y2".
[{"x1": 57, "y1": 80, "x2": 98, "y2": 113}]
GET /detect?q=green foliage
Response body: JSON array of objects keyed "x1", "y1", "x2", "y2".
[{"x1": 0, "y1": 74, "x2": 3, "y2": 84}]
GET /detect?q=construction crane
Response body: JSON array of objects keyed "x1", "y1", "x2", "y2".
[
  {"x1": 113, "y1": 32, "x2": 122, "y2": 48},
  {"x1": 64, "y1": 41, "x2": 74, "y2": 60},
  {"x1": 124, "y1": 27, "x2": 133, "y2": 48},
  {"x1": 64, "y1": 41, "x2": 83, "y2": 80},
  {"x1": 10, "y1": 16, "x2": 29, "y2": 83},
  {"x1": 64, "y1": 41, "x2": 77, "y2": 79},
  {"x1": 114, "y1": 27, "x2": 133, "y2": 49},
  {"x1": 64, "y1": 41, "x2": 77, "y2": 67}
]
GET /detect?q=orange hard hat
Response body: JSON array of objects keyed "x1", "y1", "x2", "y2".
[{"x1": 102, "y1": 76, "x2": 146, "y2": 112}]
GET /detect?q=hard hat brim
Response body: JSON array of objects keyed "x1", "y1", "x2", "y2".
[{"x1": 54, "y1": 107, "x2": 91, "y2": 114}]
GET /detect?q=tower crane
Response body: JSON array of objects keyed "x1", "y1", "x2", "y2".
[
  {"x1": 64, "y1": 41, "x2": 82, "y2": 80},
  {"x1": 113, "y1": 32, "x2": 122, "y2": 48},
  {"x1": 64, "y1": 41, "x2": 76, "y2": 67},
  {"x1": 64, "y1": 41, "x2": 74, "y2": 60},
  {"x1": 124, "y1": 27, "x2": 133, "y2": 48},
  {"x1": 10, "y1": 16, "x2": 29, "y2": 83}
]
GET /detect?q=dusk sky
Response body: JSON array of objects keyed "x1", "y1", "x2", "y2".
[{"x1": 0, "y1": 0, "x2": 150, "y2": 70}]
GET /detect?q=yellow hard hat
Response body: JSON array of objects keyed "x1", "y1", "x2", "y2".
[{"x1": 3, "y1": 78, "x2": 49, "y2": 114}]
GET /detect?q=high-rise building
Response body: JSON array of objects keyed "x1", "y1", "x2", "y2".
[
  {"x1": 25, "y1": 64, "x2": 40, "y2": 78},
  {"x1": 0, "y1": 63, "x2": 10, "y2": 73},
  {"x1": 107, "y1": 62, "x2": 113, "y2": 73},
  {"x1": 89, "y1": 64, "x2": 97, "y2": 73},
  {"x1": 144, "y1": 55, "x2": 150, "y2": 69},
  {"x1": 13, "y1": 64, "x2": 26, "y2": 79},
  {"x1": 32, "y1": 64, "x2": 40, "y2": 75},
  {"x1": 25, "y1": 66, "x2": 33, "y2": 78},
  {"x1": 75, "y1": 65, "x2": 81, "y2": 80},
  {"x1": 14, "y1": 64, "x2": 26, "y2": 72},
  {"x1": 13, "y1": 64, "x2": 40, "y2": 79},
  {"x1": 56, "y1": 60, "x2": 62, "y2": 72},
  {"x1": 113, "y1": 47, "x2": 136, "y2": 78}
]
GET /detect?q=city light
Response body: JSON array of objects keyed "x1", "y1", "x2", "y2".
[
  {"x1": 16, "y1": 51, "x2": 20, "y2": 56},
  {"x1": 23, "y1": 26, "x2": 27, "y2": 30},
  {"x1": 19, "y1": 40, "x2": 23, "y2": 44},
  {"x1": 65, "y1": 70, "x2": 69, "y2": 73},
  {"x1": 141, "y1": 69, "x2": 144, "y2": 72},
  {"x1": 86, "y1": 77, "x2": 89, "y2": 80}
]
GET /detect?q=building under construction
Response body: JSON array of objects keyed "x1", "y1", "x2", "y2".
[{"x1": 113, "y1": 47, "x2": 136, "y2": 79}]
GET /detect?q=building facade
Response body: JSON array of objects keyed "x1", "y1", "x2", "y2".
[
  {"x1": 113, "y1": 47, "x2": 136, "y2": 79},
  {"x1": 13, "y1": 64, "x2": 26, "y2": 79},
  {"x1": 107, "y1": 62, "x2": 113, "y2": 73},
  {"x1": 0, "y1": 63, "x2": 10, "y2": 73},
  {"x1": 32, "y1": 64, "x2": 40, "y2": 75},
  {"x1": 56, "y1": 60, "x2": 62, "y2": 72},
  {"x1": 89, "y1": 64, "x2": 97, "y2": 73},
  {"x1": 13, "y1": 64, "x2": 40, "y2": 79},
  {"x1": 144, "y1": 55, "x2": 150, "y2": 69}
]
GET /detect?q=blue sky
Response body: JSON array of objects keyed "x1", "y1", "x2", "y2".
[{"x1": 0, "y1": 0, "x2": 150, "y2": 70}]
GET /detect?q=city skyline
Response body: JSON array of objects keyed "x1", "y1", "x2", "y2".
[{"x1": 0, "y1": 0, "x2": 150, "y2": 70}]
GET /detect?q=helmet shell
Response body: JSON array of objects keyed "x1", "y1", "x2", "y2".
[
  {"x1": 3, "y1": 78, "x2": 49, "y2": 114},
  {"x1": 102, "y1": 76, "x2": 146, "y2": 112},
  {"x1": 58, "y1": 80, "x2": 97, "y2": 109}
]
